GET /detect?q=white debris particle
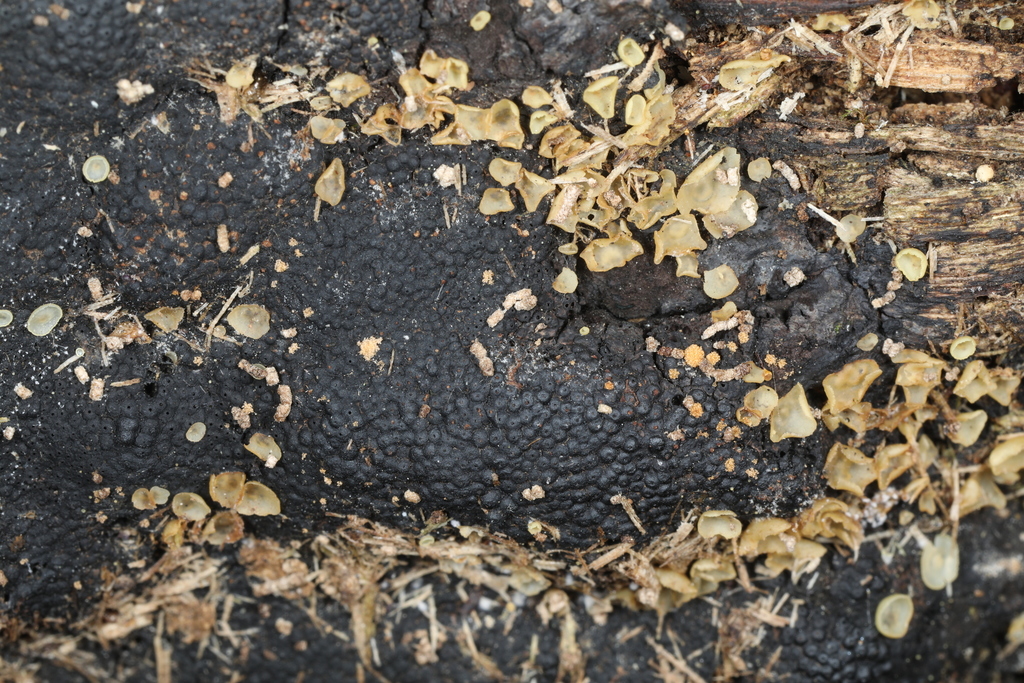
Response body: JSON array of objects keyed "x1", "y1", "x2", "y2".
[
  {"x1": 358, "y1": 336, "x2": 383, "y2": 362},
  {"x1": 274, "y1": 385, "x2": 293, "y2": 422},
  {"x1": 882, "y1": 338, "x2": 905, "y2": 359},
  {"x1": 74, "y1": 366, "x2": 90, "y2": 384},
  {"x1": 2, "y1": 426, "x2": 13, "y2": 441},
  {"x1": 13, "y1": 384, "x2": 32, "y2": 400},
  {"x1": 503, "y1": 288, "x2": 537, "y2": 311},
  {"x1": 433, "y1": 164, "x2": 460, "y2": 188},
  {"x1": 783, "y1": 267, "x2": 806, "y2": 287},
  {"x1": 469, "y1": 340, "x2": 495, "y2": 377},
  {"x1": 773, "y1": 160, "x2": 801, "y2": 191},
  {"x1": 522, "y1": 485, "x2": 546, "y2": 501},
  {"x1": 217, "y1": 225, "x2": 230, "y2": 253},
  {"x1": 116, "y1": 79, "x2": 154, "y2": 105},
  {"x1": 280, "y1": 328, "x2": 298, "y2": 338},
  {"x1": 645, "y1": 336, "x2": 661, "y2": 353},
  {"x1": 404, "y1": 489, "x2": 422, "y2": 504},
  {"x1": 87, "y1": 277, "x2": 104, "y2": 300},
  {"x1": 597, "y1": 403, "x2": 613, "y2": 414},
  {"x1": 89, "y1": 378, "x2": 105, "y2": 401},
  {"x1": 778, "y1": 92, "x2": 805, "y2": 121}
]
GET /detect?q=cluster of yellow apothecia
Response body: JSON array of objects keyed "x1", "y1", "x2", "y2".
[{"x1": 314, "y1": 42, "x2": 794, "y2": 299}]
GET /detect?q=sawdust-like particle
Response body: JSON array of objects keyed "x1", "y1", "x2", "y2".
[{"x1": 358, "y1": 336, "x2": 383, "y2": 362}]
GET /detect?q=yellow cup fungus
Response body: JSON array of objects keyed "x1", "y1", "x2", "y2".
[
  {"x1": 812, "y1": 13, "x2": 851, "y2": 32},
  {"x1": 747, "y1": 157, "x2": 772, "y2": 182},
  {"x1": 875, "y1": 594, "x2": 913, "y2": 639},
  {"x1": 521, "y1": 86, "x2": 552, "y2": 109},
  {"x1": 82, "y1": 155, "x2": 111, "y2": 183},
  {"x1": 948, "y1": 410, "x2": 987, "y2": 447},
  {"x1": 653, "y1": 214, "x2": 706, "y2": 265},
  {"x1": 245, "y1": 433, "x2": 282, "y2": 468},
  {"x1": 960, "y1": 469, "x2": 1007, "y2": 516},
  {"x1": 822, "y1": 359, "x2": 882, "y2": 414},
  {"x1": 315, "y1": 158, "x2": 346, "y2": 206},
  {"x1": 902, "y1": 0, "x2": 941, "y2": 30},
  {"x1": 624, "y1": 94, "x2": 646, "y2": 127},
  {"x1": 999, "y1": 17, "x2": 1015, "y2": 30},
  {"x1": 529, "y1": 109, "x2": 559, "y2": 135},
  {"x1": 172, "y1": 492, "x2": 212, "y2": 521},
  {"x1": 185, "y1": 422, "x2": 207, "y2": 443},
  {"x1": 479, "y1": 188, "x2": 515, "y2": 215},
  {"x1": 696, "y1": 510, "x2": 743, "y2": 540},
  {"x1": 151, "y1": 487, "x2": 169, "y2": 505},
  {"x1": 835, "y1": 215, "x2": 866, "y2": 244},
  {"x1": 516, "y1": 171, "x2": 556, "y2": 212},
  {"x1": 210, "y1": 471, "x2": 247, "y2": 508},
  {"x1": 703, "y1": 264, "x2": 739, "y2": 300},
  {"x1": 800, "y1": 498, "x2": 863, "y2": 550},
  {"x1": 718, "y1": 52, "x2": 791, "y2": 91},
  {"x1": 735, "y1": 386, "x2": 778, "y2": 428},
  {"x1": 26, "y1": 303, "x2": 62, "y2": 337},
  {"x1": 325, "y1": 72, "x2": 371, "y2": 107},
  {"x1": 875, "y1": 443, "x2": 914, "y2": 489},
  {"x1": 702, "y1": 190, "x2": 758, "y2": 238},
  {"x1": 552, "y1": 268, "x2": 578, "y2": 294},
  {"x1": 202, "y1": 510, "x2": 245, "y2": 545},
  {"x1": 989, "y1": 435, "x2": 1024, "y2": 482},
  {"x1": 824, "y1": 443, "x2": 876, "y2": 496},
  {"x1": 949, "y1": 335, "x2": 976, "y2": 360},
  {"x1": 952, "y1": 360, "x2": 994, "y2": 403},
  {"x1": 225, "y1": 57, "x2": 257, "y2": 89},
  {"x1": 582, "y1": 76, "x2": 619, "y2": 119},
  {"x1": 488, "y1": 158, "x2": 522, "y2": 186},
  {"x1": 0, "y1": 310, "x2": 11, "y2": 328},
  {"x1": 856, "y1": 333, "x2": 879, "y2": 351},
  {"x1": 226, "y1": 304, "x2": 271, "y2": 340},
  {"x1": 680, "y1": 147, "x2": 741, "y2": 215},
  {"x1": 580, "y1": 231, "x2": 644, "y2": 272},
  {"x1": 617, "y1": 38, "x2": 645, "y2": 67},
  {"x1": 469, "y1": 10, "x2": 491, "y2": 30},
  {"x1": 895, "y1": 247, "x2": 928, "y2": 281},
  {"x1": 689, "y1": 557, "x2": 737, "y2": 596},
  {"x1": 131, "y1": 488, "x2": 157, "y2": 510},
  {"x1": 920, "y1": 533, "x2": 959, "y2": 591},
  {"x1": 769, "y1": 383, "x2": 816, "y2": 442},
  {"x1": 235, "y1": 482, "x2": 282, "y2": 516},
  {"x1": 309, "y1": 116, "x2": 346, "y2": 144},
  {"x1": 144, "y1": 306, "x2": 184, "y2": 333}
]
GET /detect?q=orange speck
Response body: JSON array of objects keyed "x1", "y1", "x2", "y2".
[
  {"x1": 683, "y1": 344, "x2": 705, "y2": 368},
  {"x1": 604, "y1": 381, "x2": 615, "y2": 390}
]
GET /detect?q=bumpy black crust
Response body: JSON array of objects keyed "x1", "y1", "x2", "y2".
[{"x1": 0, "y1": 1, "x2": 1022, "y2": 682}]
